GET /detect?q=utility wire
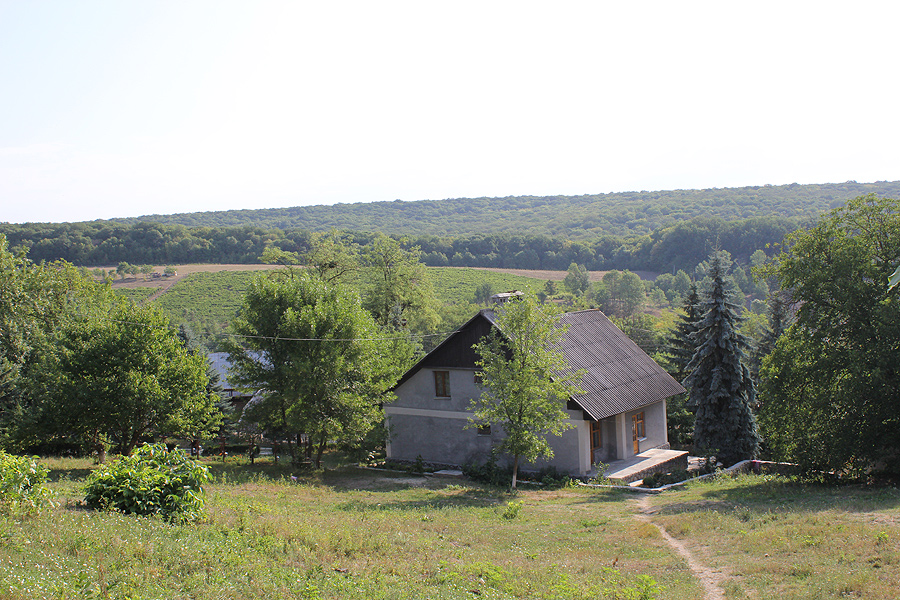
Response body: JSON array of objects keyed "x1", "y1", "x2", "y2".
[{"x1": 92, "y1": 315, "x2": 459, "y2": 343}]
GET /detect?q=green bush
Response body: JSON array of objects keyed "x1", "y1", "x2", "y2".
[
  {"x1": 84, "y1": 443, "x2": 211, "y2": 522},
  {"x1": 0, "y1": 451, "x2": 54, "y2": 516}
]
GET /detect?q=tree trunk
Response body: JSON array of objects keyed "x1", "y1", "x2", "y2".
[
  {"x1": 511, "y1": 454, "x2": 519, "y2": 489},
  {"x1": 278, "y1": 398, "x2": 296, "y2": 464},
  {"x1": 315, "y1": 430, "x2": 328, "y2": 469}
]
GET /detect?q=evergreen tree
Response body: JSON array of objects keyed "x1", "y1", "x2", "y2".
[
  {"x1": 748, "y1": 292, "x2": 791, "y2": 384},
  {"x1": 661, "y1": 283, "x2": 702, "y2": 446},
  {"x1": 666, "y1": 284, "x2": 702, "y2": 383},
  {"x1": 684, "y1": 252, "x2": 760, "y2": 465}
]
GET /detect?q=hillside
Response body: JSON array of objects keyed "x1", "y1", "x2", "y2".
[
  {"x1": 110, "y1": 180, "x2": 900, "y2": 239},
  {"x1": 5, "y1": 180, "x2": 898, "y2": 275}
]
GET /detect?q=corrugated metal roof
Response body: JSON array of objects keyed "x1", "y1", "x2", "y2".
[
  {"x1": 393, "y1": 308, "x2": 684, "y2": 420},
  {"x1": 554, "y1": 310, "x2": 685, "y2": 420}
]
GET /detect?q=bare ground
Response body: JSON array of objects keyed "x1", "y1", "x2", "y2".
[
  {"x1": 105, "y1": 264, "x2": 280, "y2": 301},
  {"x1": 106, "y1": 264, "x2": 660, "y2": 303},
  {"x1": 402, "y1": 266, "x2": 658, "y2": 282}
]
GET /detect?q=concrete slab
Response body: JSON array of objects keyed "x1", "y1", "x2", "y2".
[
  {"x1": 431, "y1": 469, "x2": 465, "y2": 478},
  {"x1": 590, "y1": 448, "x2": 688, "y2": 483}
]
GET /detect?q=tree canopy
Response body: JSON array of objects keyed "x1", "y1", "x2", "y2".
[
  {"x1": 759, "y1": 195, "x2": 900, "y2": 476},
  {"x1": 43, "y1": 303, "x2": 222, "y2": 458},
  {"x1": 470, "y1": 296, "x2": 582, "y2": 488},
  {"x1": 226, "y1": 271, "x2": 405, "y2": 466}
]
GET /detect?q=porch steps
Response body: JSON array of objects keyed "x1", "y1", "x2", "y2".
[{"x1": 595, "y1": 448, "x2": 688, "y2": 484}]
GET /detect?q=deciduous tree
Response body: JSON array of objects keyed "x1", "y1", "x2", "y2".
[
  {"x1": 226, "y1": 273, "x2": 403, "y2": 467},
  {"x1": 46, "y1": 303, "x2": 221, "y2": 459},
  {"x1": 563, "y1": 262, "x2": 590, "y2": 296},
  {"x1": 759, "y1": 195, "x2": 900, "y2": 476},
  {"x1": 470, "y1": 295, "x2": 582, "y2": 488},
  {"x1": 362, "y1": 234, "x2": 439, "y2": 334},
  {"x1": 0, "y1": 235, "x2": 99, "y2": 450}
]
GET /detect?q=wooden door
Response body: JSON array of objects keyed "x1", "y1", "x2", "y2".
[
  {"x1": 590, "y1": 421, "x2": 602, "y2": 464},
  {"x1": 631, "y1": 414, "x2": 640, "y2": 454}
]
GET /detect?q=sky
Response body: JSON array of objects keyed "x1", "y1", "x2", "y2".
[{"x1": 2, "y1": 1, "x2": 900, "y2": 224}]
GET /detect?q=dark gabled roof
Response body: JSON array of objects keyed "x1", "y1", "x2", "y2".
[
  {"x1": 392, "y1": 311, "x2": 495, "y2": 390},
  {"x1": 393, "y1": 308, "x2": 684, "y2": 420}
]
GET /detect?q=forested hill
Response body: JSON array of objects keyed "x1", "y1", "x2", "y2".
[
  {"x1": 4, "y1": 180, "x2": 900, "y2": 274},
  {"x1": 112, "y1": 180, "x2": 900, "y2": 240}
]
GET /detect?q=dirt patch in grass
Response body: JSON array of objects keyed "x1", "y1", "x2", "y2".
[
  {"x1": 106, "y1": 264, "x2": 280, "y2": 301},
  {"x1": 443, "y1": 266, "x2": 659, "y2": 282}
]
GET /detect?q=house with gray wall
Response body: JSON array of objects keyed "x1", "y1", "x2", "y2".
[{"x1": 385, "y1": 308, "x2": 685, "y2": 476}]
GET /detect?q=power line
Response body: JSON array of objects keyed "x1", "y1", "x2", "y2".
[{"x1": 91, "y1": 315, "x2": 459, "y2": 343}]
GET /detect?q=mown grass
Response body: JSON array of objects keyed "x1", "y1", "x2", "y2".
[
  {"x1": 646, "y1": 473, "x2": 900, "y2": 599},
  {"x1": 1, "y1": 456, "x2": 698, "y2": 599}
]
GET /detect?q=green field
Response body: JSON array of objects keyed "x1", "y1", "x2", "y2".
[
  {"x1": 147, "y1": 267, "x2": 548, "y2": 345},
  {"x1": 113, "y1": 287, "x2": 155, "y2": 303},
  {"x1": 3, "y1": 459, "x2": 898, "y2": 599},
  {"x1": 152, "y1": 270, "x2": 265, "y2": 341}
]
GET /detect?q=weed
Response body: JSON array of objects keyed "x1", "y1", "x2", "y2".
[
  {"x1": 501, "y1": 500, "x2": 523, "y2": 520},
  {"x1": 0, "y1": 451, "x2": 54, "y2": 516}
]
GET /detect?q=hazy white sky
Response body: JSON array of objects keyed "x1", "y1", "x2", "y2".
[{"x1": 2, "y1": 1, "x2": 899, "y2": 223}]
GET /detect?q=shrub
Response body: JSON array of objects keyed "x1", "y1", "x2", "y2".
[
  {"x1": 83, "y1": 443, "x2": 211, "y2": 522},
  {"x1": 502, "y1": 500, "x2": 524, "y2": 519},
  {"x1": 0, "y1": 451, "x2": 54, "y2": 516}
]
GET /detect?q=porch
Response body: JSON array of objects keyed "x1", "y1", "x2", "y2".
[{"x1": 588, "y1": 448, "x2": 689, "y2": 484}]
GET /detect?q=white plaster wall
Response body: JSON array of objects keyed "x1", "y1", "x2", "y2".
[{"x1": 631, "y1": 400, "x2": 667, "y2": 454}]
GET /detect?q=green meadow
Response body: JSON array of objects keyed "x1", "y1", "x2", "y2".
[
  {"x1": 3, "y1": 459, "x2": 898, "y2": 599},
  {"x1": 144, "y1": 267, "x2": 549, "y2": 344}
]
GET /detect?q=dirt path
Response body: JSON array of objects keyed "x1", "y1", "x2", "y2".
[{"x1": 634, "y1": 495, "x2": 728, "y2": 600}]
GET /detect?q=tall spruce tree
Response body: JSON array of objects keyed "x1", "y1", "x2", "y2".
[
  {"x1": 749, "y1": 292, "x2": 791, "y2": 384},
  {"x1": 662, "y1": 283, "x2": 702, "y2": 446},
  {"x1": 684, "y1": 252, "x2": 760, "y2": 465},
  {"x1": 666, "y1": 283, "x2": 702, "y2": 383}
]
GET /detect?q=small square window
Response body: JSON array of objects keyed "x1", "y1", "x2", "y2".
[
  {"x1": 477, "y1": 424, "x2": 491, "y2": 436},
  {"x1": 434, "y1": 371, "x2": 450, "y2": 398}
]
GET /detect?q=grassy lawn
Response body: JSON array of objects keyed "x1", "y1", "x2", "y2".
[
  {"x1": 646, "y1": 473, "x2": 900, "y2": 599},
  {"x1": 2, "y1": 456, "x2": 696, "y2": 600},
  {"x1": 4, "y1": 460, "x2": 897, "y2": 599}
]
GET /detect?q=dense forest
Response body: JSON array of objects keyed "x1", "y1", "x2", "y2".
[
  {"x1": 106, "y1": 180, "x2": 899, "y2": 238},
  {"x1": 3, "y1": 181, "x2": 898, "y2": 275},
  {"x1": 0, "y1": 216, "x2": 795, "y2": 275}
]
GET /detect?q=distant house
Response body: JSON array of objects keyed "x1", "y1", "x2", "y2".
[
  {"x1": 208, "y1": 352, "x2": 255, "y2": 414},
  {"x1": 385, "y1": 308, "x2": 685, "y2": 476}
]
